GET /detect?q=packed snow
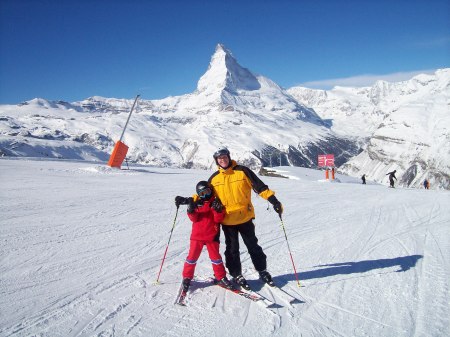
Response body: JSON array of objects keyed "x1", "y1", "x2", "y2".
[{"x1": 1, "y1": 158, "x2": 449, "y2": 336}]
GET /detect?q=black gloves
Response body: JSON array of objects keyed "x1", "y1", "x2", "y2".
[
  {"x1": 175, "y1": 196, "x2": 190, "y2": 207},
  {"x1": 175, "y1": 196, "x2": 196, "y2": 213},
  {"x1": 211, "y1": 198, "x2": 223, "y2": 212},
  {"x1": 268, "y1": 195, "x2": 283, "y2": 214},
  {"x1": 187, "y1": 198, "x2": 196, "y2": 214}
]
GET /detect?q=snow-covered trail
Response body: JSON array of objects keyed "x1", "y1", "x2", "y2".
[{"x1": 1, "y1": 159, "x2": 449, "y2": 337}]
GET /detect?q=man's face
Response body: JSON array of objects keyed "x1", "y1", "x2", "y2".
[{"x1": 217, "y1": 154, "x2": 229, "y2": 168}]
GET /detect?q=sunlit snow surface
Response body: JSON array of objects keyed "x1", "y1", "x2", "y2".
[{"x1": 1, "y1": 158, "x2": 449, "y2": 336}]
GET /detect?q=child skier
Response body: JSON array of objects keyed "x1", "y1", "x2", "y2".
[{"x1": 175, "y1": 181, "x2": 233, "y2": 292}]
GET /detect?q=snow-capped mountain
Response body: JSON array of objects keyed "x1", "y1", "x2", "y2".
[
  {"x1": 0, "y1": 44, "x2": 359, "y2": 170},
  {"x1": 288, "y1": 69, "x2": 450, "y2": 189},
  {"x1": 1, "y1": 45, "x2": 448, "y2": 189}
]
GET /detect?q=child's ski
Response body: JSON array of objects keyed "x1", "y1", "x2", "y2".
[{"x1": 174, "y1": 281, "x2": 188, "y2": 306}]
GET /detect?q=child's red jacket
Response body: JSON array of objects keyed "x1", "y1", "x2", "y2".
[{"x1": 187, "y1": 197, "x2": 224, "y2": 241}]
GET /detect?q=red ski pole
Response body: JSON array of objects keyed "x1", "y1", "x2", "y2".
[
  {"x1": 279, "y1": 214, "x2": 301, "y2": 287},
  {"x1": 154, "y1": 206, "x2": 179, "y2": 284}
]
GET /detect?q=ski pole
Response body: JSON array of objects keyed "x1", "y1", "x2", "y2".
[
  {"x1": 154, "y1": 206, "x2": 179, "y2": 284},
  {"x1": 278, "y1": 213, "x2": 301, "y2": 288}
]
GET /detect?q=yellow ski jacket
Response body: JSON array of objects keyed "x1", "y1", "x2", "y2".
[{"x1": 207, "y1": 160, "x2": 275, "y2": 226}]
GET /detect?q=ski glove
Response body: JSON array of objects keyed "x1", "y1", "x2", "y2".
[
  {"x1": 211, "y1": 198, "x2": 223, "y2": 212},
  {"x1": 175, "y1": 196, "x2": 190, "y2": 207},
  {"x1": 268, "y1": 195, "x2": 283, "y2": 214},
  {"x1": 187, "y1": 198, "x2": 196, "y2": 214}
]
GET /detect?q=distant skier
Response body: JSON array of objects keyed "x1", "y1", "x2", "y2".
[
  {"x1": 386, "y1": 170, "x2": 397, "y2": 188},
  {"x1": 423, "y1": 179, "x2": 429, "y2": 190},
  {"x1": 361, "y1": 174, "x2": 366, "y2": 185},
  {"x1": 174, "y1": 181, "x2": 233, "y2": 292}
]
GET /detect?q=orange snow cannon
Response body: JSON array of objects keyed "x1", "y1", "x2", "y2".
[
  {"x1": 106, "y1": 94, "x2": 140, "y2": 169},
  {"x1": 107, "y1": 140, "x2": 129, "y2": 168}
]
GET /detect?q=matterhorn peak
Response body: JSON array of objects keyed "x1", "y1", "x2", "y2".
[
  {"x1": 197, "y1": 44, "x2": 260, "y2": 93},
  {"x1": 215, "y1": 43, "x2": 232, "y2": 55}
]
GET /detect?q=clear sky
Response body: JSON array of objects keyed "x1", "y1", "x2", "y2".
[{"x1": 1, "y1": 0, "x2": 449, "y2": 104}]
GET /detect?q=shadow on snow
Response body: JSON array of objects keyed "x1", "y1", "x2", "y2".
[{"x1": 271, "y1": 254, "x2": 423, "y2": 288}]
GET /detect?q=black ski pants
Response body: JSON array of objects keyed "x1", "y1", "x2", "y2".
[
  {"x1": 221, "y1": 220, "x2": 267, "y2": 278},
  {"x1": 389, "y1": 178, "x2": 395, "y2": 187}
]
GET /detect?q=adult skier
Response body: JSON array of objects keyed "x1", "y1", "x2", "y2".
[
  {"x1": 386, "y1": 170, "x2": 397, "y2": 188},
  {"x1": 175, "y1": 181, "x2": 233, "y2": 292},
  {"x1": 207, "y1": 148, "x2": 283, "y2": 290},
  {"x1": 361, "y1": 174, "x2": 366, "y2": 184}
]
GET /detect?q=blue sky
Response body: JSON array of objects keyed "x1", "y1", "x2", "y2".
[{"x1": 0, "y1": 0, "x2": 449, "y2": 104}]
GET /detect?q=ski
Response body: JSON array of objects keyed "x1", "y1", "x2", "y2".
[
  {"x1": 176, "y1": 289, "x2": 188, "y2": 306},
  {"x1": 250, "y1": 271, "x2": 305, "y2": 305},
  {"x1": 174, "y1": 282, "x2": 188, "y2": 306},
  {"x1": 262, "y1": 283, "x2": 304, "y2": 305},
  {"x1": 212, "y1": 278, "x2": 281, "y2": 309},
  {"x1": 245, "y1": 288, "x2": 283, "y2": 309},
  {"x1": 216, "y1": 282, "x2": 261, "y2": 301},
  {"x1": 175, "y1": 276, "x2": 283, "y2": 309}
]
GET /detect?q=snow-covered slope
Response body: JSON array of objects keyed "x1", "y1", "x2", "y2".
[
  {"x1": 0, "y1": 44, "x2": 360, "y2": 171},
  {"x1": 288, "y1": 69, "x2": 450, "y2": 189},
  {"x1": 1, "y1": 158, "x2": 449, "y2": 336},
  {"x1": 288, "y1": 83, "x2": 390, "y2": 138}
]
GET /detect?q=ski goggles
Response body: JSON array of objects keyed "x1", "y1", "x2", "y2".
[{"x1": 198, "y1": 188, "x2": 212, "y2": 198}]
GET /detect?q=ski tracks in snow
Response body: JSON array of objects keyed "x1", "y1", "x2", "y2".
[
  {"x1": 2, "y1": 274, "x2": 149, "y2": 336},
  {"x1": 2, "y1": 160, "x2": 449, "y2": 337},
  {"x1": 153, "y1": 279, "x2": 284, "y2": 337},
  {"x1": 411, "y1": 201, "x2": 450, "y2": 337},
  {"x1": 277, "y1": 188, "x2": 448, "y2": 336}
]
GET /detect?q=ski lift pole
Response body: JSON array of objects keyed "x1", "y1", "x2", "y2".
[
  {"x1": 119, "y1": 94, "x2": 140, "y2": 142},
  {"x1": 107, "y1": 94, "x2": 140, "y2": 168},
  {"x1": 279, "y1": 214, "x2": 301, "y2": 287},
  {"x1": 154, "y1": 206, "x2": 180, "y2": 284}
]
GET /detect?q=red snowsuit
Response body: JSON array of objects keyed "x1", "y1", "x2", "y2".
[{"x1": 182, "y1": 197, "x2": 227, "y2": 280}]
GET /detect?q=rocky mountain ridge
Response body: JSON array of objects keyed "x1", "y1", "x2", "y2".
[
  {"x1": 1, "y1": 45, "x2": 448, "y2": 188},
  {"x1": 0, "y1": 44, "x2": 360, "y2": 170},
  {"x1": 288, "y1": 69, "x2": 450, "y2": 189}
]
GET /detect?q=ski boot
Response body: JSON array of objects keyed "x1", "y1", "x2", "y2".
[
  {"x1": 259, "y1": 270, "x2": 275, "y2": 287},
  {"x1": 182, "y1": 277, "x2": 191, "y2": 292},
  {"x1": 233, "y1": 275, "x2": 251, "y2": 291},
  {"x1": 218, "y1": 276, "x2": 235, "y2": 290}
]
